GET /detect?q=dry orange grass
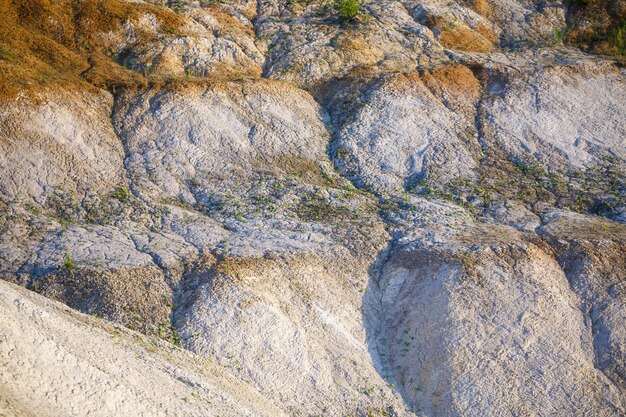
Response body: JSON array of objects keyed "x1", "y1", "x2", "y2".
[
  {"x1": 465, "y1": 0, "x2": 493, "y2": 19},
  {"x1": 203, "y1": 4, "x2": 256, "y2": 39},
  {"x1": 0, "y1": 0, "x2": 185, "y2": 97},
  {"x1": 439, "y1": 23, "x2": 495, "y2": 52},
  {"x1": 422, "y1": 64, "x2": 481, "y2": 102}
]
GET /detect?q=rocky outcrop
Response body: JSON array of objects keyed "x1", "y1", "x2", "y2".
[
  {"x1": 330, "y1": 67, "x2": 480, "y2": 194},
  {"x1": 540, "y1": 210, "x2": 626, "y2": 401},
  {"x1": 365, "y1": 219, "x2": 625, "y2": 416},
  {"x1": 480, "y1": 59, "x2": 626, "y2": 170},
  {"x1": 0, "y1": 0, "x2": 624, "y2": 415},
  {"x1": 175, "y1": 251, "x2": 411, "y2": 416},
  {"x1": 0, "y1": 279, "x2": 286, "y2": 417},
  {"x1": 113, "y1": 79, "x2": 332, "y2": 203},
  {"x1": 0, "y1": 88, "x2": 125, "y2": 201}
]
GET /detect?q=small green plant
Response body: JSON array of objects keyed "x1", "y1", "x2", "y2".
[
  {"x1": 335, "y1": 0, "x2": 361, "y2": 21},
  {"x1": 63, "y1": 251, "x2": 75, "y2": 271},
  {"x1": 443, "y1": 18, "x2": 459, "y2": 31},
  {"x1": 112, "y1": 185, "x2": 131, "y2": 202},
  {"x1": 609, "y1": 21, "x2": 626, "y2": 57},
  {"x1": 159, "y1": 321, "x2": 183, "y2": 346},
  {"x1": 36, "y1": 71, "x2": 50, "y2": 84},
  {"x1": 551, "y1": 27, "x2": 572, "y2": 45},
  {"x1": 0, "y1": 47, "x2": 14, "y2": 61}
]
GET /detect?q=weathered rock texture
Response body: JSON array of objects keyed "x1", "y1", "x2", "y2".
[
  {"x1": 0, "y1": 0, "x2": 624, "y2": 415},
  {"x1": 0, "y1": 280, "x2": 286, "y2": 417},
  {"x1": 365, "y1": 220, "x2": 626, "y2": 416}
]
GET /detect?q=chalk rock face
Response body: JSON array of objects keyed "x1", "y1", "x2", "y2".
[
  {"x1": 114, "y1": 80, "x2": 331, "y2": 202},
  {"x1": 0, "y1": 0, "x2": 625, "y2": 416},
  {"x1": 175, "y1": 250, "x2": 412, "y2": 417},
  {"x1": 332, "y1": 68, "x2": 480, "y2": 194},
  {"x1": 0, "y1": 89, "x2": 125, "y2": 201},
  {"x1": 0, "y1": 280, "x2": 286, "y2": 417},
  {"x1": 85, "y1": 1, "x2": 264, "y2": 79},
  {"x1": 257, "y1": 0, "x2": 446, "y2": 88},
  {"x1": 540, "y1": 210, "x2": 626, "y2": 397},
  {"x1": 396, "y1": 0, "x2": 566, "y2": 55},
  {"x1": 482, "y1": 60, "x2": 626, "y2": 169},
  {"x1": 365, "y1": 230, "x2": 625, "y2": 416}
]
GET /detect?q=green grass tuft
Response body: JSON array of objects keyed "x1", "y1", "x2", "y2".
[
  {"x1": 63, "y1": 251, "x2": 75, "y2": 271},
  {"x1": 609, "y1": 21, "x2": 626, "y2": 57},
  {"x1": 335, "y1": 0, "x2": 361, "y2": 21}
]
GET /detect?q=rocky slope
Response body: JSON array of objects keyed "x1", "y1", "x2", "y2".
[{"x1": 0, "y1": 0, "x2": 624, "y2": 416}]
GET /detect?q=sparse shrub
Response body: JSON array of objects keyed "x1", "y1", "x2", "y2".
[
  {"x1": 609, "y1": 21, "x2": 626, "y2": 57},
  {"x1": 112, "y1": 185, "x2": 131, "y2": 202},
  {"x1": 0, "y1": 47, "x2": 14, "y2": 61},
  {"x1": 63, "y1": 251, "x2": 75, "y2": 271},
  {"x1": 36, "y1": 71, "x2": 50, "y2": 84},
  {"x1": 335, "y1": 0, "x2": 361, "y2": 21},
  {"x1": 551, "y1": 27, "x2": 572, "y2": 45}
]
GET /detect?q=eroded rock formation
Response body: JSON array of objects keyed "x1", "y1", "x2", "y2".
[{"x1": 0, "y1": 0, "x2": 624, "y2": 415}]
